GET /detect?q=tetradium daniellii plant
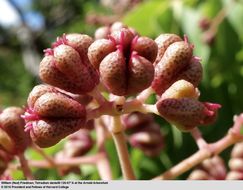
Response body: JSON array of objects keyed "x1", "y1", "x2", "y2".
[{"x1": 0, "y1": 22, "x2": 242, "y2": 180}]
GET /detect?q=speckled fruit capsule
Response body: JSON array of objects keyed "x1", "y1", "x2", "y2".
[
  {"x1": 27, "y1": 84, "x2": 58, "y2": 108},
  {"x1": 23, "y1": 85, "x2": 87, "y2": 148},
  {"x1": 88, "y1": 39, "x2": 116, "y2": 69},
  {"x1": 156, "y1": 98, "x2": 220, "y2": 131},
  {"x1": 30, "y1": 118, "x2": 85, "y2": 148},
  {"x1": 111, "y1": 28, "x2": 135, "y2": 52},
  {"x1": 27, "y1": 85, "x2": 87, "y2": 117},
  {"x1": 33, "y1": 93, "x2": 86, "y2": 118},
  {"x1": 161, "y1": 80, "x2": 199, "y2": 100},
  {"x1": 132, "y1": 37, "x2": 158, "y2": 63},
  {"x1": 127, "y1": 54, "x2": 154, "y2": 95},
  {"x1": 152, "y1": 40, "x2": 193, "y2": 95},
  {"x1": 99, "y1": 50, "x2": 127, "y2": 95},
  {"x1": 176, "y1": 59, "x2": 203, "y2": 87},
  {"x1": 0, "y1": 107, "x2": 30, "y2": 154},
  {"x1": 154, "y1": 34, "x2": 182, "y2": 65},
  {"x1": 40, "y1": 33, "x2": 99, "y2": 94},
  {"x1": 95, "y1": 26, "x2": 110, "y2": 39},
  {"x1": 89, "y1": 28, "x2": 156, "y2": 96}
]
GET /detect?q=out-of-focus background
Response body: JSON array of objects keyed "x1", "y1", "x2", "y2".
[{"x1": 0, "y1": 0, "x2": 242, "y2": 180}]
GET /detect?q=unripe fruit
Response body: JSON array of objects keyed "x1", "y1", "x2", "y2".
[
  {"x1": 23, "y1": 85, "x2": 86, "y2": 148},
  {"x1": 176, "y1": 59, "x2": 203, "y2": 87},
  {"x1": 95, "y1": 26, "x2": 110, "y2": 39},
  {"x1": 40, "y1": 33, "x2": 99, "y2": 94},
  {"x1": 132, "y1": 37, "x2": 158, "y2": 63},
  {"x1": 156, "y1": 98, "x2": 221, "y2": 131},
  {"x1": 187, "y1": 169, "x2": 211, "y2": 180},
  {"x1": 198, "y1": 17, "x2": 211, "y2": 31},
  {"x1": 30, "y1": 118, "x2": 84, "y2": 148},
  {"x1": 129, "y1": 123, "x2": 164, "y2": 157},
  {"x1": 152, "y1": 34, "x2": 203, "y2": 95},
  {"x1": 122, "y1": 112, "x2": 153, "y2": 131},
  {"x1": 122, "y1": 112, "x2": 164, "y2": 156},
  {"x1": 27, "y1": 84, "x2": 58, "y2": 108},
  {"x1": 0, "y1": 107, "x2": 30, "y2": 154},
  {"x1": 152, "y1": 38, "x2": 193, "y2": 95},
  {"x1": 154, "y1": 34, "x2": 182, "y2": 65},
  {"x1": 33, "y1": 93, "x2": 85, "y2": 118},
  {"x1": 161, "y1": 80, "x2": 199, "y2": 100},
  {"x1": 110, "y1": 22, "x2": 126, "y2": 32},
  {"x1": 188, "y1": 156, "x2": 226, "y2": 180},
  {"x1": 94, "y1": 22, "x2": 138, "y2": 40},
  {"x1": 88, "y1": 39, "x2": 116, "y2": 69},
  {"x1": 99, "y1": 50, "x2": 127, "y2": 95},
  {"x1": 88, "y1": 28, "x2": 157, "y2": 96},
  {"x1": 200, "y1": 156, "x2": 226, "y2": 180},
  {"x1": 226, "y1": 142, "x2": 243, "y2": 180}
]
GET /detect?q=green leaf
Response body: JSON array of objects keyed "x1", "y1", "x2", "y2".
[
  {"x1": 130, "y1": 148, "x2": 144, "y2": 178},
  {"x1": 159, "y1": 151, "x2": 173, "y2": 169},
  {"x1": 123, "y1": 0, "x2": 170, "y2": 36},
  {"x1": 105, "y1": 139, "x2": 121, "y2": 178},
  {"x1": 222, "y1": 0, "x2": 243, "y2": 42},
  {"x1": 240, "y1": 125, "x2": 243, "y2": 135},
  {"x1": 171, "y1": 125, "x2": 183, "y2": 148}
]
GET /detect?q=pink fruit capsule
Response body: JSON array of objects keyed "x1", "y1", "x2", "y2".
[
  {"x1": 40, "y1": 33, "x2": 99, "y2": 94},
  {"x1": 23, "y1": 85, "x2": 87, "y2": 148},
  {"x1": 0, "y1": 107, "x2": 30, "y2": 154},
  {"x1": 156, "y1": 98, "x2": 221, "y2": 131},
  {"x1": 88, "y1": 28, "x2": 157, "y2": 96}
]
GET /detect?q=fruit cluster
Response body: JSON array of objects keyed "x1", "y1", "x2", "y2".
[
  {"x1": 0, "y1": 22, "x2": 224, "y2": 180},
  {"x1": 21, "y1": 22, "x2": 220, "y2": 146}
]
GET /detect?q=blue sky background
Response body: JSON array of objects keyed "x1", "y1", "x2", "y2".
[{"x1": 0, "y1": 0, "x2": 44, "y2": 30}]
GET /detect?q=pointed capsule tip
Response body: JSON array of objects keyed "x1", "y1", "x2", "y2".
[
  {"x1": 204, "y1": 102, "x2": 222, "y2": 110},
  {"x1": 44, "y1": 48, "x2": 54, "y2": 56}
]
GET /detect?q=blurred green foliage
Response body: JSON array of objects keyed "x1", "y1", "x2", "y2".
[{"x1": 0, "y1": 0, "x2": 242, "y2": 180}]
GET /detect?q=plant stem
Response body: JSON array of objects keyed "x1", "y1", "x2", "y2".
[
  {"x1": 190, "y1": 128, "x2": 208, "y2": 149},
  {"x1": 89, "y1": 86, "x2": 108, "y2": 105},
  {"x1": 18, "y1": 153, "x2": 34, "y2": 180},
  {"x1": 32, "y1": 143, "x2": 56, "y2": 167},
  {"x1": 111, "y1": 116, "x2": 135, "y2": 180},
  {"x1": 153, "y1": 130, "x2": 240, "y2": 180},
  {"x1": 95, "y1": 119, "x2": 113, "y2": 180},
  {"x1": 96, "y1": 155, "x2": 113, "y2": 180},
  {"x1": 137, "y1": 87, "x2": 154, "y2": 103},
  {"x1": 87, "y1": 98, "x2": 160, "y2": 120},
  {"x1": 27, "y1": 154, "x2": 103, "y2": 168}
]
